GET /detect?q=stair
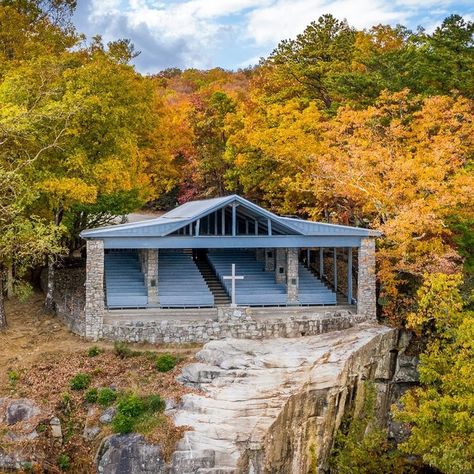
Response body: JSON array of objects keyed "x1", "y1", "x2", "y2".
[
  {"x1": 105, "y1": 251, "x2": 148, "y2": 308},
  {"x1": 195, "y1": 256, "x2": 231, "y2": 306},
  {"x1": 307, "y1": 263, "x2": 347, "y2": 306},
  {"x1": 158, "y1": 250, "x2": 214, "y2": 307},
  {"x1": 298, "y1": 263, "x2": 337, "y2": 305},
  {"x1": 207, "y1": 250, "x2": 287, "y2": 306}
]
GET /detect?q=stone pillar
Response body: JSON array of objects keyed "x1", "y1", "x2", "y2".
[
  {"x1": 286, "y1": 248, "x2": 299, "y2": 304},
  {"x1": 255, "y1": 249, "x2": 265, "y2": 262},
  {"x1": 264, "y1": 249, "x2": 275, "y2": 272},
  {"x1": 85, "y1": 239, "x2": 104, "y2": 340},
  {"x1": 357, "y1": 238, "x2": 376, "y2": 319},
  {"x1": 275, "y1": 248, "x2": 286, "y2": 284},
  {"x1": 145, "y1": 249, "x2": 159, "y2": 306}
]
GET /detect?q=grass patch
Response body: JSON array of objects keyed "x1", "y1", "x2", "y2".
[
  {"x1": 69, "y1": 373, "x2": 91, "y2": 391},
  {"x1": 84, "y1": 388, "x2": 98, "y2": 403},
  {"x1": 57, "y1": 453, "x2": 71, "y2": 471},
  {"x1": 155, "y1": 354, "x2": 177, "y2": 372},
  {"x1": 97, "y1": 387, "x2": 117, "y2": 407},
  {"x1": 87, "y1": 346, "x2": 102, "y2": 357},
  {"x1": 112, "y1": 393, "x2": 166, "y2": 434},
  {"x1": 113, "y1": 341, "x2": 140, "y2": 359}
]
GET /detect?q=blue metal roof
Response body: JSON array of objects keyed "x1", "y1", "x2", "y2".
[{"x1": 80, "y1": 194, "x2": 380, "y2": 239}]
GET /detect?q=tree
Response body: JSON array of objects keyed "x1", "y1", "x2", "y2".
[
  {"x1": 395, "y1": 274, "x2": 474, "y2": 474},
  {"x1": 262, "y1": 14, "x2": 356, "y2": 109}
]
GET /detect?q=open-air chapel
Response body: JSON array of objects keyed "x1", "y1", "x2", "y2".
[{"x1": 78, "y1": 195, "x2": 379, "y2": 341}]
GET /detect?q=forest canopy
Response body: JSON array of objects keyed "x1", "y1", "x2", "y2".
[{"x1": 0, "y1": 1, "x2": 473, "y2": 472}]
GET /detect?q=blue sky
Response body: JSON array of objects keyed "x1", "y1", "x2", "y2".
[{"x1": 73, "y1": 0, "x2": 473, "y2": 74}]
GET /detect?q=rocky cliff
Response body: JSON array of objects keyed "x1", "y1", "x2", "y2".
[{"x1": 97, "y1": 322, "x2": 418, "y2": 473}]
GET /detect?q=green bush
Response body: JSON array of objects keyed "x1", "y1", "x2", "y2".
[
  {"x1": 117, "y1": 394, "x2": 145, "y2": 418},
  {"x1": 113, "y1": 341, "x2": 137, "y2": 359},
  {"x1": 84, "y1": 388, "x2": 98, "y2": 403},
  {"x1": 57, "y1": 453, "x2": 71, "y2": 471},
  {"x1": 70, "y1": 373, "x2": 91, "y2": 391},
  {"x1": 143, "y1": 394, "x2": 165, "y2": 412},
  {"x1": 97, "y1": 387, "x2": 117, "y2": 407},
  {"x1": 111, "y1": 412, "x2": 135, "y2": 434},
  {"x1": 111, "y1": 393, "x2": 166, "y2": 435},
  {"x1": 155, "y1": 353, "x2": 177, "y2": 372},
  {"x1": 7, "y1": 369, "x2": 19, "y2": 386},
  {"x1": 87, "y1": 346, "x2": 102, "y2": 357}
]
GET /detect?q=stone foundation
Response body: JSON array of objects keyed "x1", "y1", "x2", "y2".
[{"x1": 102, "y1": 310, "x2": 365, "y2": 344}]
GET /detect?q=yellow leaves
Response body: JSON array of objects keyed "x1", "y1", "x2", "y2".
[
  {"x1": 39, "y1": 177, "x2": 97, "y2": 207},
  {"x1": 407, "y1": 273, "x2": 464, "y2": 334}
]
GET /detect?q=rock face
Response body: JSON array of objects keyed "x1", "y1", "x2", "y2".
[
  {"x1": 97, "y1": 323, "x2": 418, "y2": 473},
  {"x1": 97, "y1": 434, "x2": 165, "y2": 473}
]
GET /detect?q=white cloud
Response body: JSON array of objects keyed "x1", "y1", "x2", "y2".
[{"x1": 74, "y1": 0, "x2": 472, "y2": 72}]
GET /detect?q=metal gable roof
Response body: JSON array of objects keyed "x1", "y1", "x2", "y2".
[{"x1": 80, "y1": 194, "x2": 380, "y2": 239}]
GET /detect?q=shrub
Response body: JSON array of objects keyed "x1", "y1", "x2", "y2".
[
  {"x1": 155, "y1": 354, "x2": 177, "y2": 372},
  {"x1": 111, "y1": 393, "x2": 166, "y2": 435},
  {"x1": 97, "y1": 387, "x2": 117, "y2": 407},
  {"x1": 117, "y1": 394, "x2": 145, "y2": 418},
  {"x1": 113, "y1": 341, "x2": 137, "y2": 359},
  {"x1": 84, "y1": 388, "x2": 98, "y2": 403},
  {"x1": 143, "y1": 394, "x2": 165, "y2": 412},
  {"x1": 70, "y1": 373, "x2": 91, "y2": 391},
  {"x1": 57, "y1": 454, "x2": 70, "y2": 471},
  {"x1": 111, "y1": 412, "x2": 134, "y2": 434},
  {"x1": 7, "y1": 369, "x2": 19, "y2": 386},
  {"x1": 87, "y1": 346, "x2": 102, "y2": 357}
]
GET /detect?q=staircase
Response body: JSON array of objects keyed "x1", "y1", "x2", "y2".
[
  {"x1": 158, "y1": 250, "x2": 214, "y2": 307},
  {"x1": 207, "y1": 250, "x2": 287, "y2": 306},
  {"x1": 195, "y1": 256, "x2": 231, "y2": 306},
  {"x1": 305, "y1": 263, "x2": 348, "y2": 304},
  {"x1": 104, "y1": 251, "x2": 148, "y2": 308},
  {"x1": 298, "y1": 264, "x2": 337, "y2": 305}
]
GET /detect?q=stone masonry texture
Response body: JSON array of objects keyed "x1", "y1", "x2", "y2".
[
  {"x1": 286, "y1": 248, "x2": 299, "y2": 303},
  {"x1": 275, "y1": 248, "x2": 287, "y2": 284},
  {"x1": 85, "y1": 239, "x2": 105, "y2": 340},
  {"x1": 357, "y1": 237, "x2": 376, "y2": 319}
]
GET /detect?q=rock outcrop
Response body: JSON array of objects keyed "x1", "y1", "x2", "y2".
[{"x1": 96, "y1": 322, "x2": 418, "y2": 473}]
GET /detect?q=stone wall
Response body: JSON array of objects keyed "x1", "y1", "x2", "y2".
[
  {"x1": 51, "y1": 267, "x2": 86, "y2": 335},
  {"x1": 102, "y1": 310, "x2": 366, "y2": 344}
]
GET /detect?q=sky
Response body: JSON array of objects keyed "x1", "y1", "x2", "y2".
[{"x1": 72, "y1": 0, "x2": 473, "y2": 74}]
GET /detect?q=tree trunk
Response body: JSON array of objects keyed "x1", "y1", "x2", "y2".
[
  {"x1": 44, "y1": 209, "x2": 63, "y2": 313},
  {"x1": 0, "y1": 265, "x2": 7, "y2": 330},
  {"x1": 43, "y1": 255, "x2": 56, "y2": 313},
  {"x1": 6, "y1": 262, "x2": 13, "y2": 299}
]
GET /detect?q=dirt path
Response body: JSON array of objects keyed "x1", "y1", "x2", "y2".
[{"x1": 0, "y1": 292, "x2": 200, "y2": 380}]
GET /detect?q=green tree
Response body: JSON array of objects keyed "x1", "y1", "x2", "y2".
[{"x1": 395, "y1": 274, "x2": 474, "y2": 474}]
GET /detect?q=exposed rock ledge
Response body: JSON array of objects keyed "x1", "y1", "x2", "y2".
[{"x1": 98, "y1": 323, "x2": 417, "y2": 473}]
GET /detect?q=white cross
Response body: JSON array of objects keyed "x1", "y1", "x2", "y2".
[{"x1": 223, "y1": 263, "x2": 244, "y2": 308}]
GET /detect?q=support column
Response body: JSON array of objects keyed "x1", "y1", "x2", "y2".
[
  {"x1": 275, "y1": 248, "x2": 286, "y2": 284},
  {"x1": 145, "y1": 249, "x2": 159, "y2": 306},
  {"x1": 286, "y1": 248, "x2": 299, "y2": 304},
  {"x1": 264, "y1": 248, "x2": 275, "y2": 272},
  {"x1": 357, "y1": 238, "x2": 376, "y2": 319},
  {"x1": 347, "y1": 248, "x2": 353, "y2": 304},
  {"x1": 319, "y1": 247, "x2": 324, "y2": 277},
  {"x1": 85, "y1": 239, "x2": 104, "y2": 340}
]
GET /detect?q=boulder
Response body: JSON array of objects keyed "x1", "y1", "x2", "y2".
[
  {"x1": 5, "y1": 399, "x2": 41, "y2": 426},
  {"x1": 100, "y1": 407, "x2": 117, "y2": 424},
  {"x1": 97, "y1": 434, "x2": 165, "y2": 474}
]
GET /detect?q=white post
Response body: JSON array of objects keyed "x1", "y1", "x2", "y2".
[
  {"x1": 333, "y1": 247, "x2": 337, "y2": 292},
  {"x1": 223, "y1": 264, "x2": 244, "y2": 308}
]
